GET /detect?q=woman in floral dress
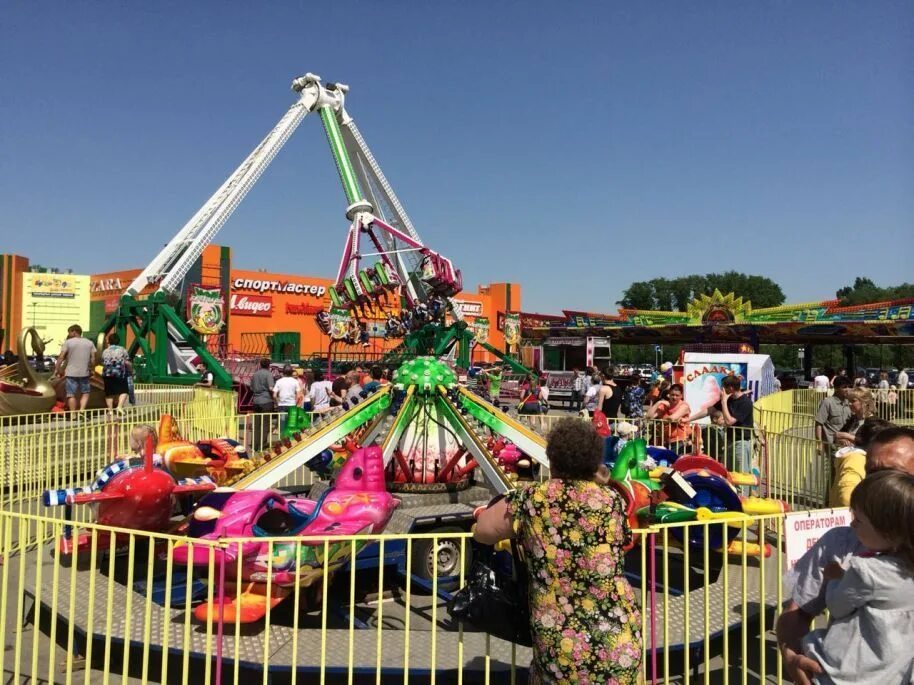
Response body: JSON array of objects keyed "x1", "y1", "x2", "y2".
[{"x1": 475, "y1": 418, "x2": 643, "y2": 684}]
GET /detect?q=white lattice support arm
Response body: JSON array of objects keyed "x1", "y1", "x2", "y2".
[
  {"x1": 341, "y1": 117, "x2": 422, "y2": 243},
  {"x1": 127, "y1": 86, "x2": 321, "y2": 297}
]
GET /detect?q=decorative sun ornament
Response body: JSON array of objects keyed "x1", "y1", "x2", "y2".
[{"x1": 687, "y1": 290, "x2": 753, "y2": 324}]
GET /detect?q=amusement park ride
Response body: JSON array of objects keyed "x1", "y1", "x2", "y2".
[
  {"x1": 44, "y1": 351, "x2": 785, "y2": 622},
  {"x1": 34, "y1": 73, "x2": 785, "y2": 657},
  {"x1": 97, "y1": 72, "x2": 527, "y2": 391}
]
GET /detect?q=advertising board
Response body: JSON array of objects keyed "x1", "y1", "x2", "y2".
[
  {"x1": 682, "y1": 361, "x2": 748, "y2": 424},
  {"x1": 20, "y1": 273, "x2": 90, "y2": 355}
]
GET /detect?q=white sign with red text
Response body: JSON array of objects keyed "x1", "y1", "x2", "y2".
[
  {"x1": 452, "y1": 300, "x2": 483, "y2": 316},
  {"x1": 231, "y1": 278, "x2": 326, "y2": 297},
  {"x1": 784, "y1": 508, "x2": 851, "y2": 570},
  {"x1": 230, "y1": 294, "x2": 272, "y2": 317}
]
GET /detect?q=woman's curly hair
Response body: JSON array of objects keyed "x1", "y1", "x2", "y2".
[{"x1": 546, "y1": 417, "x2": 603, "y2": 480}]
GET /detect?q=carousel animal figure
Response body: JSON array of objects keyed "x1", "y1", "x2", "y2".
[
  {"x1": 0, "y1": 327, "x2": 59, "y2": 415},
  {"x1": 175, "y1": 445, "x2": 399, "y2": 623}
]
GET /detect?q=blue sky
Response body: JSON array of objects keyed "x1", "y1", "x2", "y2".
[{"x1": 1, "y1": 1, "x2": 912, "y2": 314}]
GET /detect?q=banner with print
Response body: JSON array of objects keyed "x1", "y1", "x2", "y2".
[
  {"x1": 503, "y1": 312, "x2": 521, "y2": 349},
  {"x1": 187, "y1": 286, "x2": 225, "y2": 335},
  {"x1": 329, "y1": 308, "x2": 351, "y2": 341},
  {"x1": 682, "y1": 361, "x2": 748, "y2": 424},
  {"x1": 473, "y1": 316, "x2": 490, "y2": 345}
]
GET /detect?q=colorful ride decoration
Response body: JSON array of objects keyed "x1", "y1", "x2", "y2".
[
  {"x1": 607, "y1": 439, "x2": 787, "y2": 557},
  {"x1": 303, "y1": 436, "x2": 361, "y2": 479},
  {"x1": 42, "y1": 434, "x2": 216, "y2": 553},
  {"x1": 175, "y1": 445, "x2": 398, "y2": 624},
  {"x1": 157, "y1": 414, "x2": 252, "y2": 484},
  {"x1": 298, "y1": 358, "x2": 533, "y2": 495},
  {"x1": 503, "y1": 312, "x2": 521, "y2": 350},
  {"x1": 332, "y1": 210, "x2": 459, "y2": 315},
  {"x1": 472, "y1": 316, "x2": 490, "y2": 345},
  {"x1": 41, "y1": 414, "x2": 258, "y2": 548},
  {"x1": 486, "y1": 437, "x2": 530, "y2": 479},
  {"x1": 391, "y1": 357, "x2": 457, "y2": 395},
  {"x1": 186, "y1": 285, "x2": 225, "y2": 336},
  {"x1": 0, "y1": 327, "x2": 57, "y2": 416},
  {"x1": 522, "y1": 289, "x2": 914, "y2": 345},
  {"x1": 383, "y1": 358, "x2": 478, "y2": 490}
]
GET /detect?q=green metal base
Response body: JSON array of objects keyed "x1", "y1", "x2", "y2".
[{"x1": 99, "y1": 293, "x2": 234, "y2": 390}]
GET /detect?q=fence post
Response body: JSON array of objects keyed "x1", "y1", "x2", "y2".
[
  {"x1": 215, "y1": 540, "x2": 226, "y2": 684},
  {"x1": 649, "y1": 529, "x2": 658, "y2": 685}
]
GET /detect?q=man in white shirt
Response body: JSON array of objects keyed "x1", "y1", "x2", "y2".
[
  {"x1": 571, "y1": 370, "x2": 584, "y2": 411},
  {"x1": 581, "y1": 367, "x2": 593, "y2": 397},
  {"x1": 345, "y1": 369, "x2": 363, "y2": 405},
  {"x1": 897, "y1": 368, "x2": 909, "y2": 390},
  {"x1": 538, "y1": 377, "x2": 550, "y2": 413},
  {"x1": 273, "y1": 365, "x2": 303, "y2": 433},
  {"x1": 308, "y1": 370, "x2": 334, "y2": 413},
  {"x1": 583, "y1": 374, "x2": 600, "y2": 416},
  {"x1": 812, "y1": 372, "x2": 830, "y2": 392}
]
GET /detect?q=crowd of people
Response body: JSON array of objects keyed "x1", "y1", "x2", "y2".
[
  {"x1": 470, "y1": 392, "x2": 914, "y2": 684},
  {"x1": 813, "y1": 367, "x2": 908, "y2": 417},
  {"x1": 567, "y1": 364, "x2": 755, "y2": 467},
  {"x1": 246, "y1": 359, "x2": 393, "y2": 448}
]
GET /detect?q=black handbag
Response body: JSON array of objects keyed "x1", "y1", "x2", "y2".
[{"x1": 447, "y1": 540, "x2": 533, "y2": 647}]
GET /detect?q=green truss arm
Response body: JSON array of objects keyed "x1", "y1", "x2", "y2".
[
  {"x1": 380, "y1": 386, "x2": 417, "y2": 466},
  {"x1": 435, "y1": 387, "x2": 513, "y2": 493},
  {"x1": 477, "y1": 340, "x2": 532, "y2": 376},
  {"x1": 233, "y1": 386, "x2": 393, "y2": 490},
  {"x1": 158, "y1": 302, "x2": 234, "y2": 389}
]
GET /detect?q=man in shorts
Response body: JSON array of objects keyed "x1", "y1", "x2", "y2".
[{"x1": 54, "y1": 324, "x2": 97, "y2": 412}]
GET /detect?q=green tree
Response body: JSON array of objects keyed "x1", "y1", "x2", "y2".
[
  {"x1": 618, "y1": 281, "x2": 656, "y2": 310},
  {"x1": 617, "y1": 272, "x2": 785, "y2": 311},
  {"x1": 836, "y1": 277, "x2": 914, "y2": 306},
  {"x1": 705, "y1": 272, "x2": 785, "y2": 308}
]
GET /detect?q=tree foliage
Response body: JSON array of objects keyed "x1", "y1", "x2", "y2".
[
  {"x1": 836, "y1": 277, "x2": 914, "y2": 306},
  {"x1": 617, "y1": 272, "x2": 786, "y2": 311}
]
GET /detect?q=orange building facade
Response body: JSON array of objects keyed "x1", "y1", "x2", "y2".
[
  {"x1": 86, "y1": 246, "x2": 520, "y2": 363},
  {"x1": 1, "y1": 254, "x2": 30, "y2": 353}
]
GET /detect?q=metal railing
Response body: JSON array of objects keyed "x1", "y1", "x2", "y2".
[
  {"x1": 757, "y1": 387, "x2": 914, "y2": 425},
  {"x1": 0, "y1": 386, "x2": 879, "y2": 680},
  {"x1": 0, "y1": 386, "x2": 235, "y2": 433},
  {"x1": 0, "y1": 509, "x2": 799, "y2": 683},
  {"x1": 0, "y1": 391, "x2": 237, "y2": 517}
]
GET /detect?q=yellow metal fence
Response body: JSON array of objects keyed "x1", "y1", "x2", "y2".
[
  {"x1": 758, "y1": 387, "x2": 914, "y2": 425},
  {"x1": 0, "y1": 509, "x2": 797, "y2": 684},
  {"x1": 0, "y1": 390, "x2": 237, "y2": 520},
  {"x1": 0, "y1": 387, "x2": 873, "y2": 681}
]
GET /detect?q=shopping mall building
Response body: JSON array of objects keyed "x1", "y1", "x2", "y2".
[{"x1": 0, "y1": 248, "x2": 519, "y2": 361}]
